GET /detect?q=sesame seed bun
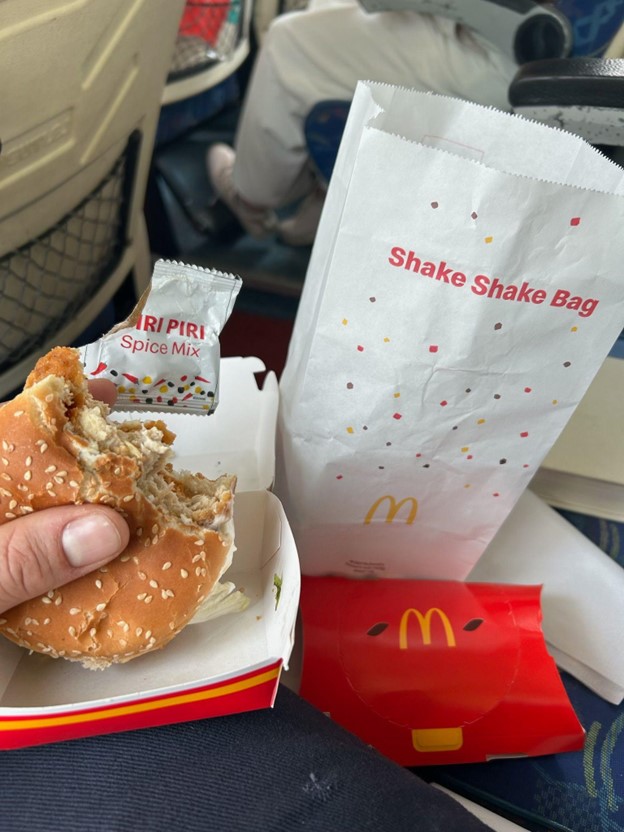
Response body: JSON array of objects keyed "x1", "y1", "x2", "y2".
[{"x1": 0, "y1": 347, "x2": 236, "y2": 670}]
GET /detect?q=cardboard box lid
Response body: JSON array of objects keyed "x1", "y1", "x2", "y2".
[{"x1": 0, "y1": 356, "x2": 299, "y2": 748}]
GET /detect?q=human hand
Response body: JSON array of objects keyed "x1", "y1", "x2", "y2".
[{"x1": 0, "y1": 379, "x2": 130, "y2": 615}]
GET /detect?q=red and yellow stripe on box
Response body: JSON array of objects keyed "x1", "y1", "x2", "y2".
[{"x1": 0, "y1": 660, "x2": 282, "y2": 750}]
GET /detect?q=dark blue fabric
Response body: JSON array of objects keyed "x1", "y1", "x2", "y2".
[
  {"x1": 556, "y1": 509, "x2": 624, "y2": 566},
  {"x1": 304, "y1": 100, "x2": 350, "y2": 185},
  {"x1": 0, "y1": 685, "x2": 491, "y2": 832},
  {"x1": 555, "y1": 0, "x2": 624, "y2": 57},
  {"x1": 155, "y1": 76, "x2": 241, "y2": 147}
]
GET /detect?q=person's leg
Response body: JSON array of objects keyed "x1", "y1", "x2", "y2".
[
  {"x1": 225, "y1": 5, "x2": 516, "y2": 209},
  {"x1": 0, "y1": 686, "x2": 492, "y2": 832}
]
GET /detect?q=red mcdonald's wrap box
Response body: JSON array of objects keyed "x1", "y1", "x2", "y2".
[
  {"x1": 0, "y1": 357, "x2": 301, "y2": 751},
  {"x1": 299, "y1": 575, "x2": 585, "y2": 766}
]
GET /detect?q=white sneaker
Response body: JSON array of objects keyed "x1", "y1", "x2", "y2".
[
  {"x1": 278, "y1": 187, "x2": 326, "y2": 247},
  {"x1": 206, "y1": 143, "x2": 277, "y2": 239}
]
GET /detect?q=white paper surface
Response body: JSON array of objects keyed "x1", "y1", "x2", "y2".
[
  {"x1": 277, "y1": 82, "x2": 624, "y2": 579},
  {"x1": 471, "y1": 489, "x2": 624, "y2": 704}
]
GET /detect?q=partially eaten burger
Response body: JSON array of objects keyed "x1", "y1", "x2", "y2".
[{"x1": 0, "y1": 347, "x2": 242, "y2": 670}]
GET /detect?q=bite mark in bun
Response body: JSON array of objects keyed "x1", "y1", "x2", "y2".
[{"x1": 0, "y1": 347, "x2": 237, "y2": 670}]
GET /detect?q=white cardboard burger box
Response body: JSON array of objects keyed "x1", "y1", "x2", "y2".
[{"x1": 0, "y1": 357, "x2": 301, "y2": 750}]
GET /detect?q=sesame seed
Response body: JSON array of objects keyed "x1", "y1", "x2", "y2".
[
  {"x1": 68, "y1": 626, "x2": 77, "y2": 637},
  {"x1": 136, "y1": 527, "x2": 143, "y2": 537},
  {"x1": 96, "y1": 603, "x2": 106, "y2": 612},
  {"x1": 138, "y1": 571, "x2": 146, "y2": 580},
  {"x1": 195, "y1": 566, "x2": 202, "y2": 576},
  {"x1": 114, "y1": 467, "x2": 122, "y2": 477},
  {"x1": 1, "y1": 473, "x2": 12, "y2": 481},
  {"x1": 45, "y1": 466, "x2": 56, "y2": 474},
  {"x1": 193, "y1": 539, "x2": 203, "y2": 546},
  {"x1": 0, "y1": 618, "x2": 8, "y2": 625},
  {"x1": 192, "y1": 554, "x2": 202, "y2": 563},
  {"x1": 25, "y1": 456, "x2": 32, "y2": 466},
  {"x1": 13, "y1": 410, "x2": 24, "y2": 417},
  {"x1": 4, "y1": 512, "x2": 16, "y2": 519},
  {"x1": 24, "y1": 471, "x2": 32, "y2": 481},
  {"x1": 149, "y1": 580, "x2": 158, "y2": 588},
  {"x1": 45, "y1": 394, "x2": 54, "y2": 403},
  {"x1": 106, "y1": 629, "x2": 113, "y2": 638},
  {"x1": 99, "y1": 567, "x2": 108, "y2": 573},
  {"x1": 144, "y1": 595, "x2": 153, "y2": 604},
  {"x1": 41, "y1": 597, "x2": 52, "y2": 605},
  {"x1": 40, "y1": 443, "x2": 48, "y2": 454},
  {"x1": 24, "y1": 618, "x2": 32, "y2": 625},
  {"x1": 47, "y1": 591, "x2": 54, "y2": 598},
  {"x1": 69, "y1": 480, "x2": 79, "y2": 488},
  {"x1": 144, "y1": 538, "x2": 152, "y2": 547},
  {"x1": 1, "y1": 442, "x2": 7, "y2": 451},
  {"x1": 162, "y1": 562, "x2": 172, "y2": 571},
  {"x1": 43, "y1": 618, "x2": 51, "y2": 625},
  {"x1": 89, "y1": 628, "x2": 97, "y2": 637},
  {"x1": 1, "y1": 458, "x2": 8, "y2": 466},
  {"x1": 152, "y1": 535, "x2": 158, "y2": 545},
  {"x1": 180, "y1": 569, "x2": 188, "y2": 578},
  {"x1": 17, "y1": 484, "x2": 27, "y2": 493},
  {"x1": 47, "y1": 489, "x2": 57, "y2": 497},
  {"x1": 0, "y1": 488, "x2": 10, "y2": 497},
  {"x1": 122, "y1": 495, "x2": 133, "y2": 502},
  {"x1": 120, "y1": 555, "x2": 130, "y2": 562},
  {"x1": 8, "y1": 500, "x2": 16, "y2": 510},
  {"x1": 119, "y1": 639, "x2": 127, "y2": 648},
  {"x1": 145, "y1": 630, "x2": 152, "y2": 639},
  {"x1": 135, "y1": 627, "x2": 143, "y2": 637},
  {"x1": 137, "y1": 593, "x2": 147, "y2": 601},
  {"x1": 69, "y1": 608, "x2": 80, "y2": 615},
  {"x1": 20, "y1": 506, "x2": 33, "y2": 514},
  {"x1": 95, "y1": 579, "x2": 102, "y2": 589},
  {"x1": 54, "y1": 596, "x2": 62, "y2": 606},
  {"x1": 53, "y1": 476, "x2": 65, "y2": 485},
  {"x1": 132, "y1": 557, "x2": 139, "y2": 565}
]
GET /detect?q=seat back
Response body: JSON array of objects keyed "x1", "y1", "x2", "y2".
[
  {"x1": 163, "y1": 0, "x2": 254, "y2": 106},
  {"x1": 0, "y1": 0, "x2": 186, "y2": 397}
]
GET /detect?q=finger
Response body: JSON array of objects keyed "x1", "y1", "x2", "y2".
[
  {"x1": 87, "y1": 379, "x2": 118, "y2": 406},
  {"x1": 0, "y1": 505, "x2": 130, "y2": 614}
]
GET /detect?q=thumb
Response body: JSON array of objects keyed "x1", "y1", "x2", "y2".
[{"x1": 0, "y1": 506, "x2": 130, "y2": 614}]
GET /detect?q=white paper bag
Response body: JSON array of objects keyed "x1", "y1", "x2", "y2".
[{"x1": 276, "y1": 81, "x2": 624, "y2": 579}]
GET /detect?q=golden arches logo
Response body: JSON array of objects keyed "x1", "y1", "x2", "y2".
[
  {"x1": 364, "y1": 495, "x2": 418, "y2": 525},
  {"x1": 399, "y1": 608, "x2": 456, "y2": 649}
]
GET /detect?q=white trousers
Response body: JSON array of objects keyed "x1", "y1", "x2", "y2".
[{"x1": 233, "y1": 3, "x2": 517, "y2": 207}]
